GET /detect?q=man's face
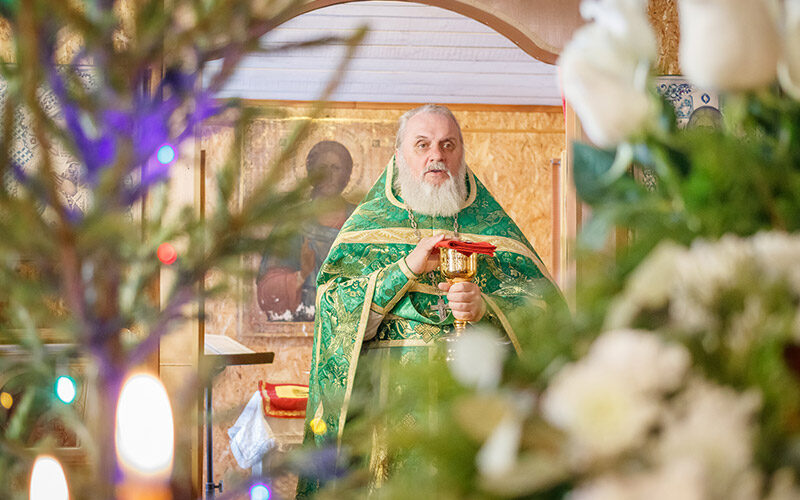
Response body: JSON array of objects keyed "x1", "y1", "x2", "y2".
[{"x1": 397, "y1": 112, "x2": 463, "y2": 187}]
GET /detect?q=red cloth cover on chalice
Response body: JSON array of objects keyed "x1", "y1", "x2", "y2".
[
  {"x1": 434, "y1": 239, "x2": 496, "y2": 256},
  {"x1": 258, "y1": 381, "x2": 309, "y2": 419}
]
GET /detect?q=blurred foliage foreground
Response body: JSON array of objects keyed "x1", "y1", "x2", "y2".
[{"x1": 0, "y1": 0, "x2": 363, "y2": 498}]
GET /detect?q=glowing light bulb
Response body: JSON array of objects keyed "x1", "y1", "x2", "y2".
[
  {"x1": 0, "y1": 391, "x2": 12, "y2": 409},
  {"x1": 30, "y1": 455, "x2": 69, "y2": 500},
  {"x1": 55, "y1": 376, "x2": 77, "y2": 404},
  {"x1": 157, "y1": 243, "x2": 177, "y2": 265},
  {"x1": 115, "y1": 373, "x2": 174, "y2": 480},
  {"x1": 250, "y1": 483, "x2": 270, "y2": 500},
  {"x1": 157, "y1": 144, "x2": 175, "y2": 165}
]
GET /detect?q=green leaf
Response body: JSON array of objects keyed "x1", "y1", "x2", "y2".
[
  {"x1": 578, "y1": 207, "x2": 617, "y2": 250},
  {"x1": 573, "y1": 141, "x2": 617, "y2": 204}
]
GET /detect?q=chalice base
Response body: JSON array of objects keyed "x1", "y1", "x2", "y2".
[{"x1": 449, "y1": 277, "x2": 470, "y2": 335}]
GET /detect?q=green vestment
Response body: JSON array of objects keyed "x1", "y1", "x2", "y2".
[{"x1": 297, "y1": 157, "x2": 558, "y2": 495}]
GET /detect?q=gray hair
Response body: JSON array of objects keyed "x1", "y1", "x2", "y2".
[{"x1": 394, "y1": 104, "x2": 464, "y2": 150}]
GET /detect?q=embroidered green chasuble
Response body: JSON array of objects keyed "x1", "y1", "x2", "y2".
[{"x1": 297, "y1": 157, "x2": 558, "y2": 496}]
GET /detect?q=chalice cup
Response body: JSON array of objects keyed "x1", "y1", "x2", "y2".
[{"x1": 439, "y1": 247, "x2": 478, "y2": 335}]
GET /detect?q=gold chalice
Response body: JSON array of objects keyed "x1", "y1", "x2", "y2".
[{"x1": 439, "y1": 247, "x2": 478, "y2": 335}]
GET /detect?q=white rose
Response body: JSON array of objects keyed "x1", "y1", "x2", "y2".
[
  {"x1": 605, "y1": 241, "x2": 682, "y2": 329},
  {"x1": 570, "y1": 460, "x2": 707, "y2": 500},
  {"x1": 447, "y1": 326, "x2": 508, "y2": 391},
  {"x1": 751, "y1": 231, "x2": 800, "y2": 295},
  {"x1": 588, "y1": 329, "x2": 690, "y2": 394},
  {"x1": 678, "y1": 0, "x2": 780, "y2": 91},
  {"x1": 569, "y1": 474, "x2": 635, "y2": 500},
  {"x1": 765, "y1": 468, "x2": 800, "y2": 500},
  {"x1": 475, "y1": 411, "x2": 522, "y2": 478},
  {"x1": 779, "y1": 0, "x2": 800, "y2": 99},
  {"x1": 656, "y1": 378, "x2": 761, "y2": 499},
  {"x1": 670, "y1": 235, "x2": 751, "y2": 332},
  {"x1": 560, "y1": 24, "x2": 653, "y2": 147},
  {"x1": 560, "y1": 0, "x2": 655, "y2": 148},
  {"x1": 541, "y1": 360, "x2": 660, "y2": 464},
  {"x1": 580, "y1": 0, "x2": 656, "y2": 63}
]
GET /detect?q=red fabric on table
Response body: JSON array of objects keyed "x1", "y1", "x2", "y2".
[
  {"x1": 434, "y1": 239, "x2": 496, "y2": 256},
  {"x1": 259, "y1": 381, "x2": 309, "y2": 419}
]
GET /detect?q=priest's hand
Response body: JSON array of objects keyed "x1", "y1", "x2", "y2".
[
  {"x1": 405, "y1": 234, "x2": 446, "y2": 275},
  {"x1": 438, "y1": 281, "x2": 486, "y2": 322}
]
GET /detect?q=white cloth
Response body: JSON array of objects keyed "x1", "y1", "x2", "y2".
[{"x1": 228, "y1": 391, "x2": 275, "y2": 469}]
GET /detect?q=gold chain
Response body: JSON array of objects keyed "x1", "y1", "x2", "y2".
[{"x1": 405, "y1": 207, "x2": 459, "y2": 241}]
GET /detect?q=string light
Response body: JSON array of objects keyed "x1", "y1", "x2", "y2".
[
  {"x1": 250, "y1": 483, "x2": 270, "y2": 500},
  {"x1": 157, "y1": 243, "x2": 177, "y2": 265},
  {"x1": 55, "y1": 376, "x2": 77, "y2": 405},
  {"x1": 0, "y1": 391, "x2": 12, "y2": 409},
  {"x1": 157, "y1": 144, "x2": 176, "y2": 165}
]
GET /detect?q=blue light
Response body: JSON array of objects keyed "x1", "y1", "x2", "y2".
[
  {"x1": 250, "y1": 484, "x2": 270, "y2": 500},
  {"x1": 55, "y1": 376, "x2": 77, "y2": 404},
  {"x1": 157, "y1": 144, "x2": 176, "y2": 165}
]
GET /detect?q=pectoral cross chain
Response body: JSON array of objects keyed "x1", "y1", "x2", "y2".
[
  {"x1": 405, "y1": 206, "x2": 458, "y2": 323},
  {"x1": 431, "y1": 296, "x2": 448, "y2": 321}
]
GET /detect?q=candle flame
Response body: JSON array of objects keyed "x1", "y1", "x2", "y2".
[
  {"x1": 115, "y1": 373, "x2": 174, "y2": 479},
  {"x1": 30, "y1": 455, "x2": 69, "y2": 500}
]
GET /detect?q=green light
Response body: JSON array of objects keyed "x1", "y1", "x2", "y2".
[
  {"x1": 0, "y1": 0, "x2": 18, "y2": 14},
  {"x1": 55, "y1": 376, "x2": 77, "y2": 404}
]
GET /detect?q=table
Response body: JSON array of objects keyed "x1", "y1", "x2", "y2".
[{"x1": 202, "y1": 335, "x2": 274, "y2": 499}]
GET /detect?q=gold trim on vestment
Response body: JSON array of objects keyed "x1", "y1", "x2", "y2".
[
  {"x1": 398, "y1": 255, "x2": 420, "y2": 280},
  {"x1": 363, "y1": 338, "x2": 433, "y2": 349},
  {"x1": 368, "y1": 423, "x2": 390, "y2": 490},
  {"x1": 383, "y1": 155, "x2": 478, "y2": 211},
  {"x1": 311, "y1": 400, "x2": 324, "y2": 431},
  {"x1": 311, "y1": 281, "x2": 334, "y2": 390},
  {"x1": 309, "y1": 281, "x2": 335, "y2": 438},
  {"x1": 410, "y1": 282, "x2": 441, "y2": 294},
  {"x1": 267, "y1": 408, "x2": 306, "y2": 418},
  {"x1": 482, "y1": 293, "x2": 521, "y2": 356},
  {"x1": 338, "y1": 271, "x2": 379, "y2": 446},
  {"x1": 334, "y1": 227, "x2": 553, "y2": 281}
]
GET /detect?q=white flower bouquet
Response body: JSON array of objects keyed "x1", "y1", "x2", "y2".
[{"x1": 345, "y1": 232, "x2": 800, "y2": 499}]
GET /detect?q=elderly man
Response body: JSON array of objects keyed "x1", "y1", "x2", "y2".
[{"x1": 298, "y1": 104, "x2": 558, "y2": 494}]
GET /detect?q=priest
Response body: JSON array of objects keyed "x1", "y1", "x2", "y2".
[{"x1": 297, "y1": 104, "x2": 560, "y2": 495}]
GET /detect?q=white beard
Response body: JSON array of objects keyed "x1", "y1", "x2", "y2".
[{"x1": 395, "y1": 154, "x2": 467, "y2": 217}]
